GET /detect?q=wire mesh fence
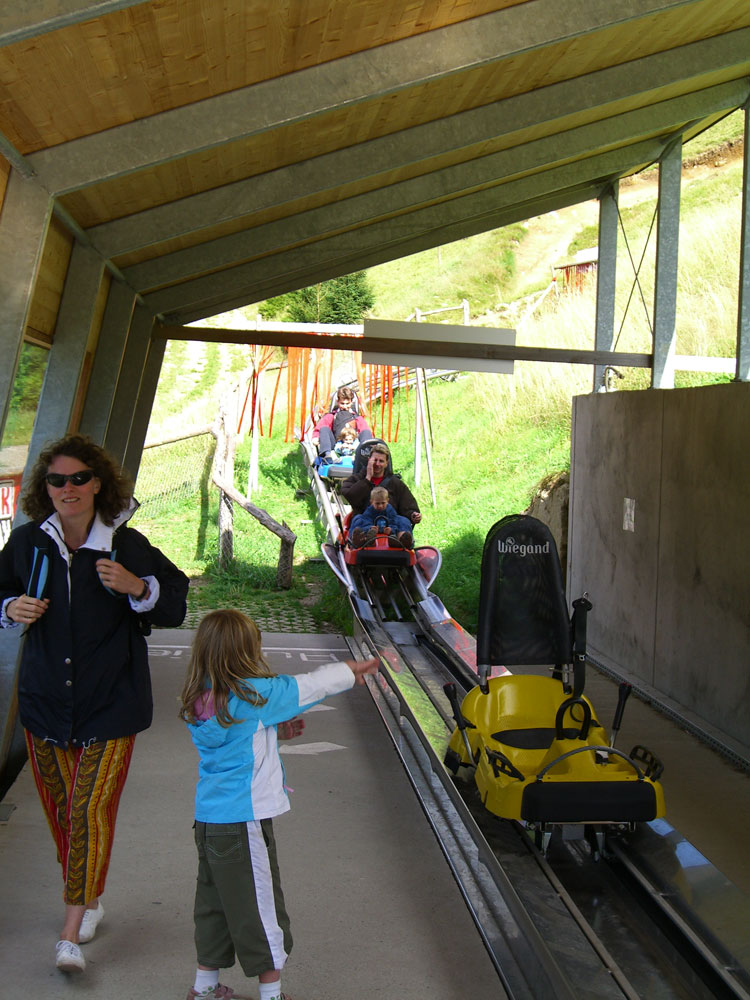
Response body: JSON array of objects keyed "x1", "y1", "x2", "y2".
[
  {"x1": 134, "y1": 429, "x2": 216, "y2": 520},
  {"x1": 132, "y1": 427, "x2": 292, "y2": 594}
]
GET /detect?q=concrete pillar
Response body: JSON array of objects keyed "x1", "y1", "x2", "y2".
[
  {"x1": 78, "y1": 280, "x2": 137, "y2": 443},
  {"x1": 103, "y1": 304, "x2": 154, "y2": 464},
  {"x1": 123, "y1": 337, "x2": 166, "y2": 481},
  {"x1": 25, "y1": 241, "x2": 105, "y2": 461},
  {"x1": 736, "y1": 103, "x2": 750, "y2": 382},
  {"x1": 0, "y1": 172, "x2": 52, "y2": 439},
  {"x1": 594, "y1": 183, "x2": 619, "y2": 392},
  {"x1": 652, "y1": 140, "x2": 682, "y2": 388},
  {"x1": 0, "y1": 175, "x2": 51, "y2": 789}
]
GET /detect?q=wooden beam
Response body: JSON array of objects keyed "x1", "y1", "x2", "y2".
[
  {"x1": 156, "y1": 323, "x2": 653, "y2": 368},
  {"x1": 213, "y1": 475, "x2": 296, "y2": 589},
  {"x1": 28, "y1": 0, "x2": 698, "y2": 195},
  {"x1": 24, "y1": 327, "x2": 53, "y2": 348}
]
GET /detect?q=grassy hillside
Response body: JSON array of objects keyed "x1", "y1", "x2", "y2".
[{"x1": 145, "y1": 113, "x2": 744, "y2": 631}]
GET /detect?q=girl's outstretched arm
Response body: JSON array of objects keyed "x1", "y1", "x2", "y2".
[
  {"x1": 236, "y1": 658, "x2": 382, "y2": 726},
  {"x1": 276, "y1": 659, "x2": 377, "y2": 736},
  {"x1": 345, "y1": 657, "x2": 379, "y2": 685}
]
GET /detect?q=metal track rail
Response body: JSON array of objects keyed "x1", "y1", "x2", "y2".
[{"x1": 360, "y1": 655, "x2": 574, "y2": 1000}]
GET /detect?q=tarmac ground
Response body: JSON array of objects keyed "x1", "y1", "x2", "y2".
[{"x1": 0, "y1": 629, "x2": 502, "y2": 999}]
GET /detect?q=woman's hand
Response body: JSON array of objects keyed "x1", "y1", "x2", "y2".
[
  {"x1": 95, "y1": 558, "x2": 148, "y2": 599},
  {"x1": 410, "y1": 511, "x2": 422, "y2": 524},
  {"x1": 278, "y1": 717, "x2": 305, "y2": 740},
  {"x1": 7, "y1": 594, "x2": 50, "y2": 625}
]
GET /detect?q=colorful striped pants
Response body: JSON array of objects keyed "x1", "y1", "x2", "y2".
[{"x1": 25, "y1": 731, "x2": 136, "y2": 906}]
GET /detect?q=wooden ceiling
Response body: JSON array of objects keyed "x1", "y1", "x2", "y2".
[{"x1": 1, "y1": 0, "x2": 749, "y2": 327}]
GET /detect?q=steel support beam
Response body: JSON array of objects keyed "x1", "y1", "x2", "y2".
[
  {"x1": 25, "y1": 0, "x2": 726, "y2": 196},
  {"x1": 78, "y1": 281, "x2": 137, "y2": 443},
  {"x1": 0, "y1": 2, "x2": 144, "y2": 47},
  {"x1": 737, "y1": 104, "x2": 750, "y2": 382},
  {"x1": 103, "y1": 305, "x2": 153, "y2": 464},
  {"x1": 123, "y1": 337, "x2": 165, "y2": 481},
  {"x1": 88, "y1": 55, "x2": 750, "y2": 257},
  {"x1": 25, "y1": 241, "x2": 105, "y2": 457},
  {"x1": 0, "y1": 129, "x2": 34, "y2": 179},
  {"x1": 652, "y1": 140, "x2": 682, "y2": 388},
  {"x1": 0, "y1": 172, "x2": 52, "y2": 443},
  {"x1": 144, "y1": 136, "x2": 668, "y2": 318},
  {"x1": 594, "y1": 184, "x2": 620, "y2": 391},
  {"x1": 157, "y1": 323, "x2": 652, "y2": 370},
  {"x1": 123, "y1": 83, "x2": 746, "y2": 293}
]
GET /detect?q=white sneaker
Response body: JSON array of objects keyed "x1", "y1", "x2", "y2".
[
  {"x1": 56, "y1": 939, "x2": 86, "y2": 972},
  {"x1": 79, "y1": 901, "x2": 105, "y2": 943}
]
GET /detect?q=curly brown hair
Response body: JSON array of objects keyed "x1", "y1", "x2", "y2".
[{"x1": 22, "y1": 433, "x2": 134, "y2": 525}]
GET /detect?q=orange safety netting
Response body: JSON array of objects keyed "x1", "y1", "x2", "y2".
[
  {"x1": 237, "y1": 345, "x2": 277, "y2": 437},
  {"x1": 238, "y1": 343, "x2": 406, "y2": 444}
]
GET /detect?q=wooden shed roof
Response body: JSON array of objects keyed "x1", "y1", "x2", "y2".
[{"x1": 2, "y1": 0, "x2": 749, "y2": 327}]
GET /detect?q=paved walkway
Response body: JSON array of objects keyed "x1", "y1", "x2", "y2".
[
  {"x1": 181, "y1": 605, "x2": 323, "y2": 633},
  {"x1": 0, "y1": 629, "x2": 502, "y2": 999}
]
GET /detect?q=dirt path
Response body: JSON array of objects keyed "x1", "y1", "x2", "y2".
[{"x1": 506, "y1": 147, "x2": 741, "y2": 301}]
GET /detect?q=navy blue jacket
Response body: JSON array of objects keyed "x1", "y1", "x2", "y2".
[{"x1": 0, "y1": 510, "x2": 188, "y2": 746}]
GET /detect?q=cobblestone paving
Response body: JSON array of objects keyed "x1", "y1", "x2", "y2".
[{"x1": 179, "y1": 604, "x2": 338, "y2": 633}]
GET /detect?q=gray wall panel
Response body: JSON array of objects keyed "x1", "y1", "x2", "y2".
[
  {"x1": 655, "y1": 383, "x2": 750, "y2": 744},
  {"x1": 569, "y1": 390, "x2": 663, "y2": 685},
  {"x1": 570, "y1": 383, "x2": 750, "y2": 752}
]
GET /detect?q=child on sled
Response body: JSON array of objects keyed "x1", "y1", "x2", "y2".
[
  {"x1": 330, "y1": 424, "x2": 359, "y2": 463},
  {"x1": 349, "y1": 486, "x2": 414, "y2": 549}
]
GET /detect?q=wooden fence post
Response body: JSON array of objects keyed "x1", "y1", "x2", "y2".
[
  {"x1": 216, "y1": 398, "x2": 236, "y2": 567},
  {"x1": 213, "y1": 476, "x2": 297, "y2": 589},
  {"x1": 277, "y1": 530, "x2": 295, "y2": 589}
]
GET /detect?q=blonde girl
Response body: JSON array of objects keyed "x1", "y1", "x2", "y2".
[{"x1": 179, "y1": 609, "x2": 377, "y2": 1000}]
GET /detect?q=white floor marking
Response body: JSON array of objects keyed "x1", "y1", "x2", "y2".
[{"x1": 280, "y1": 742, "x2": 347, "y2": 755}]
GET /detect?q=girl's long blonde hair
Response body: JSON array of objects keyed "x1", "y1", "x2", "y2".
[{"x1": 179, "y1": 610, "x2": 275, "y2": 727}]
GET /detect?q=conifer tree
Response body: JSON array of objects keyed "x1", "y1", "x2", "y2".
[{"x1": 260, "y1": 271, "x2": 375, "y2": 324}]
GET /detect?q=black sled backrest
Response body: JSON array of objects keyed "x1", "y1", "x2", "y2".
[
  {"x1": 352, "y1": 438, "x2": 393, "y2": 477},
  {"x1": 477, "y1": 514, "x2": 571, "y2": 669}
]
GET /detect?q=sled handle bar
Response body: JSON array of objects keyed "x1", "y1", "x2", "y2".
[
  {"x1": 443, "y1": 682, "x2": 475, "y2": 763},
  {"x1": 535, "y1": 745, "x2": 645, "y2": 782},
  {"x1": 555, "y1": 696, "x2": 591, "y2": 741}
]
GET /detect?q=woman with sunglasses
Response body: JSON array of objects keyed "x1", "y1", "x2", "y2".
[{"x1": 0, "y1": 433, "x2": 188, "y2": 974}]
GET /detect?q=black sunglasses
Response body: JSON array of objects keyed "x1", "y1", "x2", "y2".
[{"x1": 45, "y1": 470, "x2": 95, "y2": 488}]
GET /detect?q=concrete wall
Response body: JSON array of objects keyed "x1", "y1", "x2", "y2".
[{"x1": 569, "y1": 382, "x2": 750, "y2": 756}]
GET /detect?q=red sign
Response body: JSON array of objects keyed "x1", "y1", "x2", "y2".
[{"x1": 0, "y1": 478, "x2": 19, "y2": 518}]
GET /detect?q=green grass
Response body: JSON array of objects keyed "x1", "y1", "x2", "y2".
[
  {"x1": 134, "y1": 429, "x2": 348, "y2": 628},
  {"x1": 142, "y1": 117, "x2": 744, "y2": 634},
  {"x1": 363, "y1": 373, "x2": 572, "y2": 627},
  {"x1": 367, "y1": 224, "x2": 527, "y2": 320},
  {"x1": 0, "y1": 343, "x2": 49, "y2": 451}
]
